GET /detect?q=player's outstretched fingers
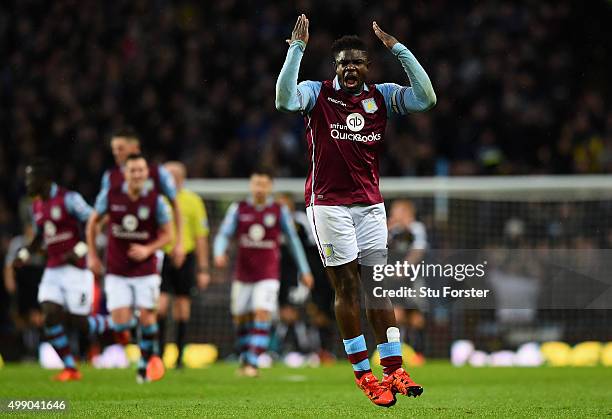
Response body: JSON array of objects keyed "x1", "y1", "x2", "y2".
[
  {"x1": 293, "y1": 15, "x2": 301, "y2": 32},
  {"x1": 372, "y1": 21, "x2": 397, "y2": 49},
  {"x1": 372, "y1": 21, "x2": 384, "y2": 38}
]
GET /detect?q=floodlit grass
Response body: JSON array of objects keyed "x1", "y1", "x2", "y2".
[{"x1": 1, "y1": 361, "x2": 611, "y2": 417}]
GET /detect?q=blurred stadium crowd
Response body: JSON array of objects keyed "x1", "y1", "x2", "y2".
[
  {"x1": 1, "y1": 0, "x2": 611, "y2": 239},
  {"x1": 0, "y1": 1, "x2": 611, "y2": 358}
]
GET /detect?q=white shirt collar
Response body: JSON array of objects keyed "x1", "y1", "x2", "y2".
[
  {"x1": 121, "y1": 181, "x2": 151, "y2": 197},
  {"x1": 50, "y1": 183, "x2": 58, "y2": 198},
  {"x1": 247, "y1": 195, "x2": 274, "y2": 209}
]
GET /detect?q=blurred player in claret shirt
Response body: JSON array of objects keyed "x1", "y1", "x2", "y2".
[
  {"x1": 158, "y1": 161, "x2": 211, "y2": 369},
  {"x1": 276, "y1": 15, "x2": 436, "y2": 406},
  {"x1": 16, "y1": 159, "x2": 113, "y2": 382},
  {"x1": 87, "y1": 154, "x2": 173, "y2": 383},
  {"x1": 214, "y1": 169, "x2": 314, "y2": 377},
  {"x1": 100, "y1": 127, "x2": 184, "y2": 272}
]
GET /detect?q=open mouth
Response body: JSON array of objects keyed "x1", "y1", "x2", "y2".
[{"x1": 344, "y1": 73, "x2": 358, "y2": 88}]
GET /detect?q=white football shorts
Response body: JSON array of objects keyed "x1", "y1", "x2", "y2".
[
  {"x1": 38, "y1": 265, "x2": 94, "y2": 315},
  {"x1": 105, "y1": 273, "x2": 161, "y2": 312},
  {"x1": 306, "y1": 203, "x2": 388, "y2": 267},
  {"x1": 230, "y1": 279, "x2": 280, "y2": 316}
]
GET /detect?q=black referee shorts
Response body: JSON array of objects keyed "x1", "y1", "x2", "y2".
[
  {"x1": 16, "y1": 266, "x2": 44, "y2": 315},
  {"x1": 160, "y1": 252, "x2": 196, "y2": 297}
]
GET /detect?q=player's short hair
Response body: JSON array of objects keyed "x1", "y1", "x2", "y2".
[
  {"x1": 164, "y1": 161, "x2": 187, "y2": 177},
  {"x1": 125, "y1": 153, "x2": 147, "y2": 164},
  {"x1": 112, "y1": 126, "x2": 140, "y2": 144},
  {"x1": 28, "y1": 157, "x2": 55, "y2": 180},
  {"x1": 331, "y1": 35, "x2": 368, "y2": 58},
  {"x1": 277, "y1": 191, "x2": 294, "y2": 200},
  {"x1": 251, "y1": 166, "x2": 275, "y2": 180},
  {"x1": 392, "y1": 199, "x2": 416, "y2": 214}
]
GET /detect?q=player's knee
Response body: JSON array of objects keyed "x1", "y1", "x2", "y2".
[
  {"x1": 333, "y1": 276, "x2": 360, "y2": 301},
  {"x1": 253, "y1": 310, "x2": 271, "y2": 322},
  {"x1": 30, "y1": 310, "x2": 44, "y2": 327},
  {"x1": 157, "y1": 296, "x2": 169, "y2": 316},
  {"x1": 139, "y1": 309, "x2": 157, "y2": 326},
  {"x1": 174, "y1": 297, "x2": 190, "y2": 320},
  {"x1": 233, "y1": 314, "x2": 251, "y2": 325},
  {"x1": 280, "y1": 306, "x2": 298, "y2": 324}
]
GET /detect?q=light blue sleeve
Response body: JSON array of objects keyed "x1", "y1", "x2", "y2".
[
  {"x1": 213, "y1": 202, "x2": 239, "y2": 257},
  {"x1": 156, "y1": 196, "x2": 172, "y2": 225},
  {"x1": 94, "y1": 189, "x2": 108, "y2": 215},
  {"x1": 158, "y1": 166, "x2": 177, "y2": 200},
  {"x1": 275, "y1": 40, "x2": 321, "y2": 114},
  {"x1": 65, "y1": 191, "x2": 94, "y2": 222},
  {"x1": 99, "y1": 170, "x2": 110, "y2": 195},
  {"x1": 30, "y1": 205, "x2": 39, "y2": 234},
  {"x1": 375, "y1": 43, "x2": 436, "y2": 117},
  {"x1": 280, "y1": 205, "x2": 311, "y2": 275}
]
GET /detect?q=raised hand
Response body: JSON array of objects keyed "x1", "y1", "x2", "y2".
[
  {"x1": 287, "y1": 14, "x2": 309, "y2": 46},
  {"x1": 372, "y1": 21, "x2": 398, "y2": 49}
]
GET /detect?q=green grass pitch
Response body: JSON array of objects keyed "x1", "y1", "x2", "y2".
[{"x1": 0, "y1": 362, "x2": 611, "y2": 418}]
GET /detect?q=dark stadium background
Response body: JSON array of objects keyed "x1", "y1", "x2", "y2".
[{"x1": 0, "y1": 0, "x2": 611, "y2": 361}]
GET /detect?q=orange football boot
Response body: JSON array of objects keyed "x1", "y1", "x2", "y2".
[
  {"x1": 53, "y1": 368, "x2": 82, "y2": 382},
  {"x1": 382, "y1": 368, "x2": 423, "y2": 397},
  {"x1": 356, "y1": 372, "x2": 396, "y2": 407},
  {"x1": 146, "y1": 355, "x2": 165, "y2": 381}
]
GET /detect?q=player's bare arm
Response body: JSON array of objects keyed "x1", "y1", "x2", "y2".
[
  {"x1": 3, "y1": 262, "x2": 16, "y2": 295},
  {"x1": 195, "y1": 235, "x2": 210, "y2": 289},
  {"x1": 170, "y1": 200, "x2": 186, "y2": 267},
  {"x1": 86, "y1": 211, "x2": 103, "y2": 275}
]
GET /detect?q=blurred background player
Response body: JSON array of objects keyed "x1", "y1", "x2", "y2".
[
  {"x1": 214, "y1": 169, "x2": 314, "y2": 377},
  {"x1": 100, "y1": 128, "x2": 184, "y2": 272},
  {"x1": 388, "y1": 199, "x2": 428, "y2": 365},
  {"x1": 4, "y1": 206, "x2": 45, "y2": 360},
  {"x1": 17, "y1": 159, "x2": 112, "y2": 381},
  {"x1": 275, "y1": 192, "x2": 335, "y2": 363},
  {"x1": 275, "y1": 192, "x2": 314, "y2": 357},
  {"x1": 158, "y1": 161, "x2": 211, "y2": 369},
  {"x1": 87, "y1": 153, "x2": 173, "y2": 383},
  {"x1": 276, "y1": 15, "x2": 436, "y2": 406}
]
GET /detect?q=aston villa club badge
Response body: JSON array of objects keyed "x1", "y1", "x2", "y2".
[
  {"x1": 138, "y1": 206, "x2": 150, "y2": 220},
  {"x1": 361, "y1": 98, "x2": 378, "y2": 113},
  {"x1": 51, "y1": 206, "x2": 62, "y2": 220},
  {"x1": 144, "y1": 179, "x2": 154, "y2": 192},
  {"x1": 264, "y1": 213, "x2": 276, "y2": 227}
]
